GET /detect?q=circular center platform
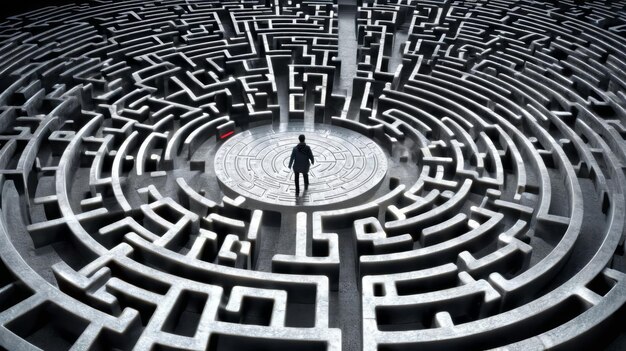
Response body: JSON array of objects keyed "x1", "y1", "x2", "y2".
[{"x1": 214, "y1": 124, "x2": 388, "y2": 207}]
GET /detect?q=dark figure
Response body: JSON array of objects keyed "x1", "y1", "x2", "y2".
[{"x1": 288, "y1": 134, "x2": 315, "y2": 195}]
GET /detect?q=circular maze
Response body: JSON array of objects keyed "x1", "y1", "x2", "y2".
[
  {"x1": 0, "y1": 0, "x2": 625, "y2": 350},
  {"x1": 214, "y1": 124, "x2": 388, "y2": 208}
]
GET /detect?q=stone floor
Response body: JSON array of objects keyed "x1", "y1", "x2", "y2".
[{"x1": 214, "y1": 123, "x2": 388, "y2": 208}]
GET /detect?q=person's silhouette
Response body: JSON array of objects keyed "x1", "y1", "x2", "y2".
[{"x1": 288, "y1": 134, "x2": 315, "y2": 196}]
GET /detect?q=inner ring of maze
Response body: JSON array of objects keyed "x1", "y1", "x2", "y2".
[
  {"x1": 0, "y1": 0, "x2": 625, "y2": 350},
  {"x1": 214, "y1": 124, "x2": 388, "y2": 207}
]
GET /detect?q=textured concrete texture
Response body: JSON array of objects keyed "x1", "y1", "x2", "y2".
[
  {"x1": 0, "y1": 0, "x2": 625, "y2": 350},
  {"x1": 214, "y1": 123, "x2": 388, "y2": 209}
]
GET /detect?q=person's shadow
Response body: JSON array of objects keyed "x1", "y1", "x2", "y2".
[{"x1": 295, "y1": 188, "x2": 308, "y2": 205}]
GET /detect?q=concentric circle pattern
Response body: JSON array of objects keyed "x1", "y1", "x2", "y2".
[
  {"x1": 214, "y1": 124, "x2": 388, "y2": 207},
  {"x1": 0, "y1": 0, "x2": 625, "y2": 350}
]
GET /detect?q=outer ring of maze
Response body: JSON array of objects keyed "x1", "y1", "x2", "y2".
[{"x1": 214, "y1": 123, "x2": 388, "y2": 208}]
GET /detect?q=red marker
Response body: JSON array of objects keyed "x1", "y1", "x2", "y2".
[{"x1": 220, "y1": 131, "x2": 234, "y2": 139}]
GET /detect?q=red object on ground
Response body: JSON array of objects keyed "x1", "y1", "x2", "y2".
[{"x1": 220, "y1": 131, "x2": 234, "y2": 139}]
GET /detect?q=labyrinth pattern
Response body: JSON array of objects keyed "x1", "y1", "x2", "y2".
[
  {"x1": 214, "y1": 124, "x2": 388, "y2": 207},
  {"x1": 0, "y1": 0, "x2": 624, "y2": 350}
]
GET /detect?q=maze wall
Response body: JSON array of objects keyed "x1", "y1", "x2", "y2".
[{"x1": 0, "y1": 0, "x2": 625, "y2": 350}]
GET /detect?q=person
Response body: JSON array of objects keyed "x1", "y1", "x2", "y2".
[{"x1": 288, "y1": 134, "x2": 314, "y2": 195}]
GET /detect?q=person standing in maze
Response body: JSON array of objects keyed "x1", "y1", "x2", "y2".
[{"x1": 288, "y1": 134, "x2": 315, "y2": 196}]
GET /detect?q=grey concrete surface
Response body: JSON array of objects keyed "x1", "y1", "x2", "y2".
[{"x1": 214, "y1": 123, "x2": 388, "y2": 209}]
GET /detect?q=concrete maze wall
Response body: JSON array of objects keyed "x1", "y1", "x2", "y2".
[{"x1": 0, "y1": 0, "x2": 625, "y2": 350}]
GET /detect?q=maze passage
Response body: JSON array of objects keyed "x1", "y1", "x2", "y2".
[{"x1": 0, "y1": 0, "x2": 625, "y2": 350}]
